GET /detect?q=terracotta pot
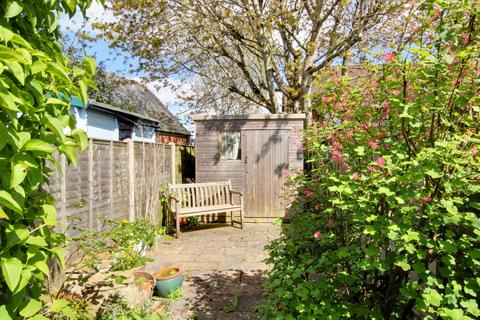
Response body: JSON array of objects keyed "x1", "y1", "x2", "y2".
[
  {"x1": 154, "y1": 267, "x2": 183, "y2": 297},
  {"x1": 133, "y1": 271, "x2": 155, "y2": 291}
]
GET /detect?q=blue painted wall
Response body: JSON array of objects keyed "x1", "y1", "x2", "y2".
[
  {"x1": 86, "y1": 108, "x2": 119, "y2": 141},
  {"x1": 71, "y1": 106, "x2": 157, "y2": 142}
]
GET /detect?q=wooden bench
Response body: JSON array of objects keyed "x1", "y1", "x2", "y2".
[{"x1": 168, "y1": 180, "x2": 244, "y2": 238}]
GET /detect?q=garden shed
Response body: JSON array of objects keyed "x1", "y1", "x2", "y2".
[{"x1": 193, "y1": 114, "x2": 305, "y2": 221}]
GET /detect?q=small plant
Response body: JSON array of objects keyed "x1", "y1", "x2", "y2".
[
  {"x1": 71, "y1": 217, "x2": 162, "y2": 272},
  {"x1": 167, "y1": 287, "x2": 183, "y2": 301},
  {"x1": 96, "y1": 293, "x2": 175, "y2": 320},
  {"x1": 184, "y1": 216, "x2": 199, "y2": 228},
  {"x1": 222, "y1": 295, "x2": 239, "y2": 313}
]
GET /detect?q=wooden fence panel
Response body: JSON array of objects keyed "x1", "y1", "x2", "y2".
[
  {"x1": 112, "y1": 142, "x2": 129, "y2": 220},
  {"x1": 48, "y1": 139, "x2": 193, "y2": 236}
]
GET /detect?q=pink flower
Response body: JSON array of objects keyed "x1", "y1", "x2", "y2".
[
  {"x1": 376, "y1": 157, "x2": 385, "y2": 167},
  {"x1": 321, "y1": 96, "x2": 329, "y2": 103},
  {"x1": 382, "y1": 101, "x2": 392, "y2": 112},
  {"x1": 470, "y1": 147, "x2": 477, "y2": 156},
  {"x1": 314, "y1": 204, "x2": 321, "y2": 210},
  {"x1": 420, "y1": 196, "x2": 432, "y2": 203},
  {"x1": 370, "y1": 141, "x2": 379, "y2": 150},
  {"x1": 331, "y1": 156, "x2": 341, "y2": 164},
  {"x1": 331, "y1": 149, "x2": 343, "y2": 158},
  {"x1": 460, "y1": 34, "x2": 470, "y2": 46},
  {"x1": 313, "y1": 230, "x2": 322, "y2": 238},
  {"x1": 304, "y1": 189, "x2": 313, "y2": 197},
  {"x1": 332, "y1": 141, "x2": 343, "y2": 149},
  {"x1": 353, "y1": 172, "x2": 361, "y2": 181},
  {"x1": 384, "y1": 52, "x2": 395, "y2": 63}
]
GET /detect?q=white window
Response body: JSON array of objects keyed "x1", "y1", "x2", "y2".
[{"x1": 219, "y1": 131, "x2": 241, "y2": 160}]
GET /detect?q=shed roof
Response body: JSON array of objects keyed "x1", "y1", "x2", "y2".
[
  {"x1": 192, "y1": 114, "x2": 306, "y2": 121},
  {"x1": 89, "y1": 70, "x2": 190, "y2": 136},
  {"x1": 89, "y1": 100, "x2": 160, "y2": 124}
]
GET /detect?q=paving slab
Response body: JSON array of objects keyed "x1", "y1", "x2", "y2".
[{"x1": 147, "y1": 223, "x2": 280, "y2": 319}]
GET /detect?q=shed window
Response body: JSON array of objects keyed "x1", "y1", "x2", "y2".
[{"x1": 219, "y1": 131, "x2": 241, "y2": 160}]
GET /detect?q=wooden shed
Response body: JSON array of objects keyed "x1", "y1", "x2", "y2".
[{"x1": 193, "y1": 114, "x2": 305, "y2": 222}]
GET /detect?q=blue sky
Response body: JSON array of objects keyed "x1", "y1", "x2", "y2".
[{"x1": 59, "y1": 4, "x2": 194, "y2": 131}]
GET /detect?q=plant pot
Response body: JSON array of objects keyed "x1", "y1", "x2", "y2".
[
  {"x1": 122, "y1": 272, "x2": 155, "y2": 307},
  {"x1": 154, "y1": 267, "x2": 183, "y2": 297},
  {"x1": 133, "y1": 271, "x2": 155, "y2": 291}
]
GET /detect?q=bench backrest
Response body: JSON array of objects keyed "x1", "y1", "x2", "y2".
[{"x1": 168, "y1": 181, "x2": 232, "y2": 208}]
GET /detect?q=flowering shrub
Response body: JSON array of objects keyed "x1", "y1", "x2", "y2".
[{"x1": 262, "y1": 1, "x2": 480, "y2": 319}]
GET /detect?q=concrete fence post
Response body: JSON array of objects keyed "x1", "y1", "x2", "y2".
[
  {"x1": 128, "y1": 139, "x2": 135, "y2": 221},
  {"x1": 169, "y1": 142, "x2": 176, "y2": 184},
  {"x1": 88, "y1": 138, "x2": 93, "y2": 229}
]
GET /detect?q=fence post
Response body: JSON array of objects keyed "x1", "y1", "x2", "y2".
[
  {"x1": 169, "y1": 142, "x2": 176, "y2": 184},
  {"x1": 88, "y1": 138, "x2": 93, "y2": 229},
  {"x1": 60, "y1": 154, "x2": 67, "y2": 231},
  {"x1": 109, "y1": 141, "x2": 114, "y2": 219},
  {"x1": 128, "y1": 139, "x2": 135, "y2": 221}
]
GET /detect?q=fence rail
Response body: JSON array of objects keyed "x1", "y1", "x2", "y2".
[{"x1": 47, "y1": 139, "x2": 194, "y2": 237}]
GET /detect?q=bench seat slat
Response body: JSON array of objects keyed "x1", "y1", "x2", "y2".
[{"x1": 178, "y1": 204, "x2": 242, "y2": 215}]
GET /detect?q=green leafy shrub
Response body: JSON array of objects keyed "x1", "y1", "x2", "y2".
[
  {"x1": 73, "y1": 218, "x2": 163, "y2": 272},
  {"x1": 262, "y1": 1, "x2": 480, "y2": 319},
  {"x1": 0, "y1": 0, "x2": 98, "y2": 318}
]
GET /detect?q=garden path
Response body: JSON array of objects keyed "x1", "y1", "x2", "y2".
[{"x1": 145, "y1": 223, "x2": 280, "y2": 320}]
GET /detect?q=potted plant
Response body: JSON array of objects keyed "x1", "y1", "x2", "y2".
[
  {"x1": 154, "y1": 267, "x2": 183, "y2": 297},
  {"x1": 120, "y1": 271, "x2": 156, "y2": 307},
  {"x1": 133, "y1": 272, "x2": 155, "y2": 292}
]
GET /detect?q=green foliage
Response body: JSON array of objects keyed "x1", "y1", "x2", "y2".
[
  {"x1": 73, "y1": 218, "x2": 163, "y2": 272},
  {"x1": 0, "y1": 0, "x2": 99, "y2": 318},
  {"x1": 97, "y1": 293, "x2": 175, "y2": 320},
  {"x1": 261, "y1": 1, "x2": 480, "y2": 319},
  {"x1": 222, "y1": 295, "x2": 238, "y2": 313}
]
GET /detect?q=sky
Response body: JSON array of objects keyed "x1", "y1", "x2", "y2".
[{"x1": 59, "y1": 3, "x2": 194, "y2": 131}]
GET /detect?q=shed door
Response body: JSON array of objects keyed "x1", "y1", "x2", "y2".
[{"x1": 242, "y1": 129, "x2": 289, "y2": 218}]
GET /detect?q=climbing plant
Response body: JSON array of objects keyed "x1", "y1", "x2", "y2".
[
  {"x1": 0, "y1": 0, "x2": 98, "y2": 318},
  {"x1": 262, "y1": 0, "x2": 480, "y2": 319}
]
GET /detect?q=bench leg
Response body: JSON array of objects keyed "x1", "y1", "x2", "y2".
[
  {"x1": 240, "y1": 209, "x2": 244, "y2": 229},
  {"x1": 230, "y1": 211, "x2": 233, "y2": 226},
  {"x1": 240, "y1": 196, "x2": 244, "y2": 229},
  {"x1": 176, "y1": 213, "x2": 181, "y2": 239},
  {"x1": 175, "y1": 201, "x2": 181, "y2": 238}
]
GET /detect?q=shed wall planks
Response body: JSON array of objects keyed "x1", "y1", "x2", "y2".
[{"x1": 195, "y1": 116, "x2": 305, "y2": 220}]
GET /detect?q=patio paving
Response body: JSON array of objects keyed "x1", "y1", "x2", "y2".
[{"x1": 144, "y1": 223, "x2": 281, "y2": 320}]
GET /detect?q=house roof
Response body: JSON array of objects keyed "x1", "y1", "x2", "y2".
[{"x1": 89, "y1": 71, "x2": 190, "y2": 136}]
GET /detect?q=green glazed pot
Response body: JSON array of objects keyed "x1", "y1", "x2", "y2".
[{"x1": 154, "y1": 267, "x2": 183, "y2": 297}]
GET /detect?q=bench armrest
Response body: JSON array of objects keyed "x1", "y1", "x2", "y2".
[{"x1": 230, "y1": 190, "x2": 243, "y2": 196}]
